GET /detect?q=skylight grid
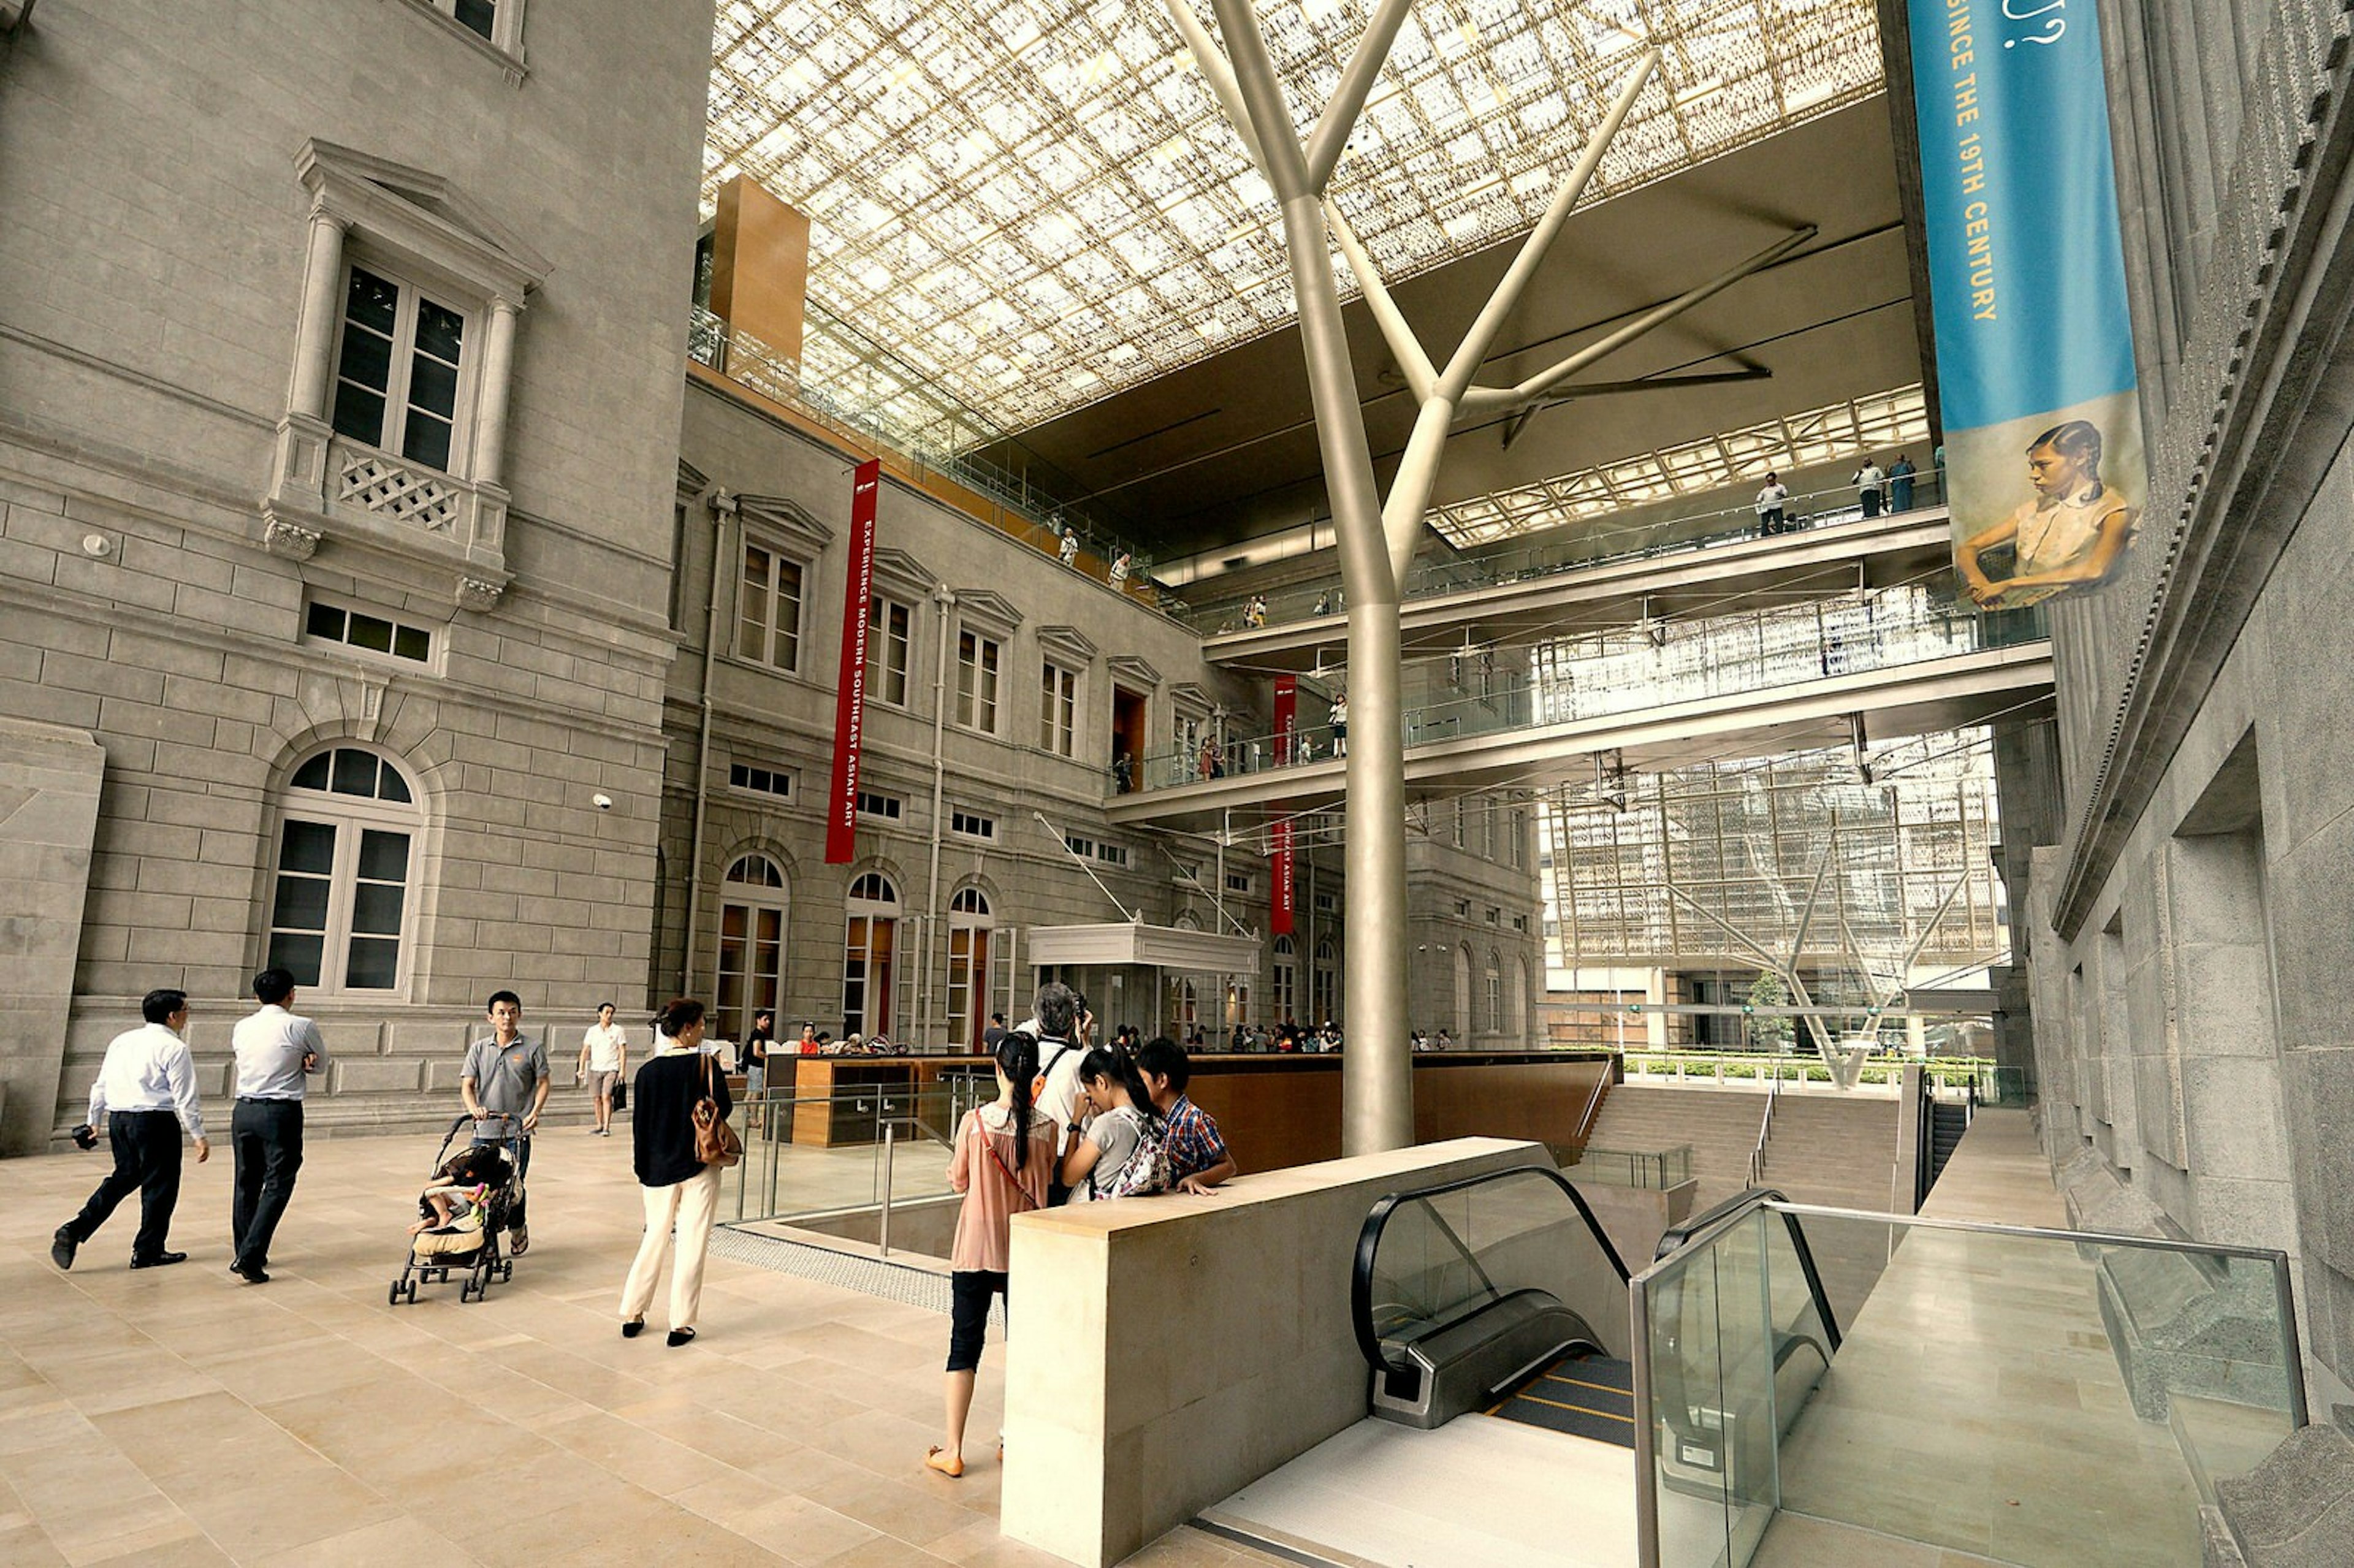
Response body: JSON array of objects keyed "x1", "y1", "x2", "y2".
[
  {"x1": 706, "y1": 0, "x2": 1883, "y2": 443},
  {"x1": 1432, "y1": 384, "x2": 1930, "y2": 546}
]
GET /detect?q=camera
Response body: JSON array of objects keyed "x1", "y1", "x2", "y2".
[
  {"x1": 592, "y1": 793, "x2": 614, "y2": 810},
  {"x1": 71, "y1": 1124, "x2": 97, "y2": 1150}
]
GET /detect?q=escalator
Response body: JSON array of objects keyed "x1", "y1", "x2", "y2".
[{"x1": 1352, "y1": 1164, "x2": 1632, "y2": 1432}]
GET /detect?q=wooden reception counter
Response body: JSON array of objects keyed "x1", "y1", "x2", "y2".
[{"x1": 777, "y1": 1049, "x2": 1615, "y2": 1163}]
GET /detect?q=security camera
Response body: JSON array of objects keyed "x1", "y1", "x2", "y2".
[{"x1": 593, "y1": 793, "x2": 614, "y2": 810}]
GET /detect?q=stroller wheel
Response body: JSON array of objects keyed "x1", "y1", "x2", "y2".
[
  {"x1": 459, "y1": 1277, "x2": 476, "y2": 1303},
  {"x1": 403, "y1": 1277, "x2": 418, "y2": 1303},
  {"x1": 500, "y1": 1262, "x2": 514, "y2": 1282},
  {"x1": 388, "y1": 1279, "x2": 403, "y2": 1306}
]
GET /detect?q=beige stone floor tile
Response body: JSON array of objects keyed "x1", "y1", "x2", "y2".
[
  {"x1": 245, "y1": 1516, "x2": 479, "y2": 1567},
  {"x1": 816, "y1": 1535, "x2": 956, "y2": 1567},
  {"x1": 726, "y1": 1493, "x2": 886, "y2": 1564},
  {"x1": 0, "y1": 1522, "x2": 69, "y2": 1566},
  {"x1": 165, "y1": 1471, "x2": 402, "y2": 1560},
  {"x1": 74, "y1": 1534, "x2": 234, "y2": 1567},
  {"x1": 59, "y1": 1513, "x2": 212, "y2": 1567},
  {"x1": 812, "y1": 1471, "x2": 990, "y2": 1549}
]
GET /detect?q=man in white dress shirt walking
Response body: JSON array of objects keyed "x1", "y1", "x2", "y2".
[
  {"x1": 227, "y1": 968, "x2": 329, "y2": 1284},
  {"x1": 52, "y1": 989, "x2": 210, "y2": 1271}
]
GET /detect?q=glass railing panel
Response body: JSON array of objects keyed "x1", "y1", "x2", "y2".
[
  {"x1": 1639, "y1": 1209, "x2": 1781, "y2": 1568},
  {"x1": 1360, "y1": 1167, "x2": 1631, "y2": 1368},
  {"x1": 1563, "y1": 1143, "x2": 1695, "y2": 1190},
  {"x1": 1652, "y1": 1206, "x2": 2307, "y2": 1568},
  {"x1": 722, "y1": 1079, "x2": 996, "y2": 1260}
]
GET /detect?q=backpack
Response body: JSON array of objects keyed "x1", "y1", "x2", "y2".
[{"x1": 1096, "y1": 1110, "x2": 1173, "y2": 1199}]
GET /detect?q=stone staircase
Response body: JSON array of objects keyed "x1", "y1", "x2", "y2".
[
  {"x1": 1583, "y1": 1084, "x2": 1773, "y2": 1207},
  {"x1": 1759, "y1": 1093, "x2": 1905, "y2": 1212}
]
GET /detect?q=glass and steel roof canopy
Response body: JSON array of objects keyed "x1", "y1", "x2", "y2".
[{"x1": 706, "y1": 0, "x2": 1886, "y2": 438}]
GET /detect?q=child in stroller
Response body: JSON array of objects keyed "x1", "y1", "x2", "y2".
[{"x1": 390, "y1": 1116, "x2": 521, "y2": 1305}]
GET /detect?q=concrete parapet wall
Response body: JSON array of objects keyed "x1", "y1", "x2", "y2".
[{"x1": 999, "y1": 1136, "x2": 1545, "y2": 1568}]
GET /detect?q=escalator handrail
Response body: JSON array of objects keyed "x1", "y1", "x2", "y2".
[
  {"x1": 1351, "y1": 1162, "x2": 1631, "y2": 1375},
  {"x1": 1651, "y1": 1186, "x2": 1842, "y2": 1353}
]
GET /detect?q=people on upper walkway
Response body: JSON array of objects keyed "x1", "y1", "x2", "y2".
[
  {"x1": 1887, "y1": 452, "x2": 1918, "y2": 512},
  {"x1": 1754, "y1": 472, "x2": 1789, "y2": 535},
  {"x1": 1853, "y1": 457, "x2": 1887, "y2": 519}
]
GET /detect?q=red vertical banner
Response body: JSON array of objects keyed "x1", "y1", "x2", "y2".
[
  {"x1": 1271, "y1": 817, "x2": 1295, "y2": 937},
  {"x1": 823, "y1": 459, "x2": 882, "y2": 864},
  {"x1": 1270, "y1": 674, "x2": 1297, "y2": 932}
]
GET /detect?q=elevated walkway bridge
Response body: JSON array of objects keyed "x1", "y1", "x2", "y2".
[{"x1": 1195, "y1": 497, "x2": 1957, "y2": 674}]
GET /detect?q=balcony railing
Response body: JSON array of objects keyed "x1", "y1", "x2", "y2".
[
  {"x1": 1140, "y1": 582, "x2": 2046, "y2": 791},
  {"x1": 1189, "y1": 471, "x2": 1950, "y2": 636}
]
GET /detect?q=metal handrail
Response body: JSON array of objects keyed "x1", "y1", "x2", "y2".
[
  {"x1": 1350, "y1": 1162, "x2": 1630, "y2": 1377},
  {"x1": 1747, "y1": 1068, "x2": 1781, "y2": 1186}
]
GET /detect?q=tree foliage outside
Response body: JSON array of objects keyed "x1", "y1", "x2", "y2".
[{"x1": 1745, "y1": 970, "x2": 1795, "y2": 1052}]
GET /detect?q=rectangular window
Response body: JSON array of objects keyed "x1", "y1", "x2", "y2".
[
  {"x1": 1486, "y1": 907, "x2": 1501, "y2": 925},
  {"x1": 1314, "y1": 891, "x2": 1337, "y2": 914},
  {"x1": 266, "y1": 817, "x2": 409, "y2": 992},
  {"x1": 1513, "y1": 914, "x2": 1529, "y2": 932},
  {"x1": 950, "y1": 808, "x2": 996, "y2": 840},
  {"x1": 305, "y1": 600, "x2": 433, "y2": 664},
  {"x1": 728, "y1": 763, "x2": 794, "y2": 802},
  {"x1": 1095, "y1": 842, "x2": 1130, "y2": 869},
  {"x1": 855, "y1": 789, "x2": 903, "y2": 821},
  {"x1": 870, "y1": 596, "x2": 912, "y2": 707},
  {"x1": 331, "y1": 264, "x2": 467, "y2": 473},
  {"x1": 1041, "y1": 661, "x2": 1078, "y2": 756},
  {"x1": 1226, "y1": 872, "x2": 1251, "y2": 893},
  {"x1": 957, "y1": 629, "x2": 1000, "y2": 732},
  {"x1": 1064, "y1": 834, "x2": 1095, "y2": 858},
  {"x1": 738, "y1": 541, "x2": 804, "y2": 671}
]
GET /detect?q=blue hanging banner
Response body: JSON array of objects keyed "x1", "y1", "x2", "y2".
[{"x1": 1910, "y1": 0, "x2": 2147, "y2": 610}]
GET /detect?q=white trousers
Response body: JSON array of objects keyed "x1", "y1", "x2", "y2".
[{"x1": 619, "y1": 1166, "x2": 721, "y2": 1329}]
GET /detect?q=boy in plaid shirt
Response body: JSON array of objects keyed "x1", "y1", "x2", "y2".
[{"x1": 1135, "y1": 1037, "x2": 1237, "y2": 1193}]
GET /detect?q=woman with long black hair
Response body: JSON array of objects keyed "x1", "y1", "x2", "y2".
[{"x1": 928, "y1": 1032, "x2": 1054, "y2": 1477}]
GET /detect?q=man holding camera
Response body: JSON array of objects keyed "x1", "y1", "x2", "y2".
[{"x1": 52, "y1": 989, "x2": 211, "y2": 1271}]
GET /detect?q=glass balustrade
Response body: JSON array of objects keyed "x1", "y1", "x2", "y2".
[
  {"x1": 1141, "y1": 584, "x2": 2047, "y2": 791},
  {"x1": 1633, "y1": 1198, "x2": 2306, "y2": 1568},
  {"x1": 1187, "y1": 471, "x2": 1951, "y2": 636},
  {"x1": 1561, "y1": 1144, "x2": 1696, "y2": 1191},
  {"x1": 720, "y1": 1077, "x2": 997, "y2": 1259}
]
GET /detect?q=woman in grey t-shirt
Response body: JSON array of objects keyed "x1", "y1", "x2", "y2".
[{"x1": 1058, "y1": 1048, "x2": 1167, "y2": 1200}]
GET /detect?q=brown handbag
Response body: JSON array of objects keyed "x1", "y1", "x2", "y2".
[{"x1": 693, "y1": 1052, "x2": 742, "y2": 1168}]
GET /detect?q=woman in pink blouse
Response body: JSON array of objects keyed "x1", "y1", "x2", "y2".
[{"x1": 928, "y1": 1032, "x2": 1053, "y2": 1478}]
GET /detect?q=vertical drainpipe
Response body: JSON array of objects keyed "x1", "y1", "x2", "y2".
[
  {"x1": 922, "y1": 585, "x2": 958, "y2": 1045},
  {"x1": 682, "y1": 489, "x2": 736, "y2": 996}
]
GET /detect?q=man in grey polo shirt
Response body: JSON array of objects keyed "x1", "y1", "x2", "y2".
[
  {"x1": 227, "y1": 967, "x2": 329, "y2": 1284},
  {"x1": 461, "y1": 990, "x2": 550, "y2": 1252}
]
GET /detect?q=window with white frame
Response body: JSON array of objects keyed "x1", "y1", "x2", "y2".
[
  {"x1": 1485, "y1": 953, "x2": 1503, "y2": 1034},
  {"x1": 330, "y1": 264, "x2": 469, "y2": 474},
  {"x1": 843, "y1": 872, "x2": 899, "y2": 1038},
  {"x1": 856, "y1": 789, "x2": 902, "y2": 821},
  {"x1": 1313, "y1": 937, "x2": 1338, "y2": 1024},
  {"x1": 945, "y1": 885, "x2": 994, "y2": 1052},
  {"x1": 956, "y1": 628, "x2": 1000, "y2": 732},
  {"x1": 950, "y1": 807, "x2": 996, "y2": 840},
  {"x1": 1314, "y1": 890, "x2": 1338, "y2": 914},
  {"x1": 304, "y1": 598, "x2": 434, "y2": 665},
  {"x1": 407, "y1": 0, "x2": 525, "y2": 58},
  {"x1": 265, "y1": 747, "x2": 420, "y2": 994},
  {"x1": 717, "y1": 854, "x2": 787, "y2": 1047},
  {"x1": 729, "y1": 762, "x2": 794, "y2": 802},
  {"x1": 870, "y1": 595, "x2": 912, "y2": 707},
  {"x1": 1225, "y1": 871, "x2": 1251, "y2": 893},
  {"x1": 1272, "y1": 935, "x2": 1297, "y2": 1022},
  {"x1": 1040, "y1": 661, "x2": 1079, "y2": 756},
  {"x1": 739, "y1": 539, "x2": 805, "y2": 672}
]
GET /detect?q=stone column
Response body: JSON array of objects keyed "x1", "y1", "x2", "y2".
[
  {"x1": 289, "y1": 208, "x2": 348, "y2": 419},
  {"x1": 472, "y1": 297, "x2": 521, "y2": 487}
]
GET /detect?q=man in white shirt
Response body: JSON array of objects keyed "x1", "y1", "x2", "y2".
[
  {"x1": 1853, "y1": 459, "x2": 1887, "y2": 518},
  {"x1": 227, "y1": 967, "x2": 329, "y2": 1284},
  {"x1": 1754, "y1": 473, "x2": 1790, "y2": 535},
  {"x1": 53, "y1": 989, "x2": 210, "y2": 1271},
  {"x1": 1025, "y1": 983, "x2": 1092, "y2": 1205},
  {"x1": 577, "y1": 1002, "x2": 628, "y2": 1137}
]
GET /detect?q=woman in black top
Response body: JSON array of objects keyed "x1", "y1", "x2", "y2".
[{"x1": 619, "y1": 998, "x2": 730, "y2": 1347}]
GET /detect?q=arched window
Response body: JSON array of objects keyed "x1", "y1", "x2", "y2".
[
  {"x1": 1271, "y1": 934, "x2": 1297, "y2": 1024},
  {"x1": 717, "y1": 853, "x2": 788, "y2": 1046},
  {"x1": 1453, "y1": 946, "x2": 1472, "y2": 1040},
  {"x1": 844, "y1": 873, "x2": 899, "y2": 1038},
  {"x1": 1312, "y1": 937, "x2": 1338, "y2": 1025},
  {"x1": 946, "y1": 885, "x2": 994, "y2": 1053},
  {"x1": 266, "y1": 746, "x2": 421, "y2": 993}
]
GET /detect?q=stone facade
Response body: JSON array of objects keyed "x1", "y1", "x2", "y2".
[
  {"x1": 660, "y1": 374, "x2": 1546, "y2": 1049},
  {"x1": 0, "y1": 0, "x2": 713, "y2": 1147},
  {"x1": 2000, "y1": 1, "x2": 2354, "y2": 1406}
]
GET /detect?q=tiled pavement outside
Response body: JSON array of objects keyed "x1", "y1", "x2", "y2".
[{"x1": 0, "y1": 1131, "x2": 1283, "y2": 1567}]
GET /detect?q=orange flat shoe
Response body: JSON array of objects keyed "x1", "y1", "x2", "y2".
[{"x1": 924, "y1": 1446, "x2": 964, "y2": 1479}]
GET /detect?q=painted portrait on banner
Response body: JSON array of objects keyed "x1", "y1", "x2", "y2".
[{"x1": 1910, "y1": 0, "x2": 2148, "y2": 612}]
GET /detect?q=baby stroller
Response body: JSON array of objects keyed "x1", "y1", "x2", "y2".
[{"x1": 389, "y1": 1114, "x2": 524, "y2": 1306}]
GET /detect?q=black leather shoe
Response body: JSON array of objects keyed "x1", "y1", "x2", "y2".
[
  {"x1": 231, "y1": 1263, "x2": 269, "y2": 1284},
  {"x1": 50, "y1": 1228, "x2": 77, "y2": 1271},
  {"x1": 129, "y1": 1252, "x2": 188, "y2": 1269},
  {"x1": 621, "y1": 1319, "x2": 646, "y2": 1339},
  {"x1": 666, "y1": 1327, "x2": 696, "y2": 1347}
]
